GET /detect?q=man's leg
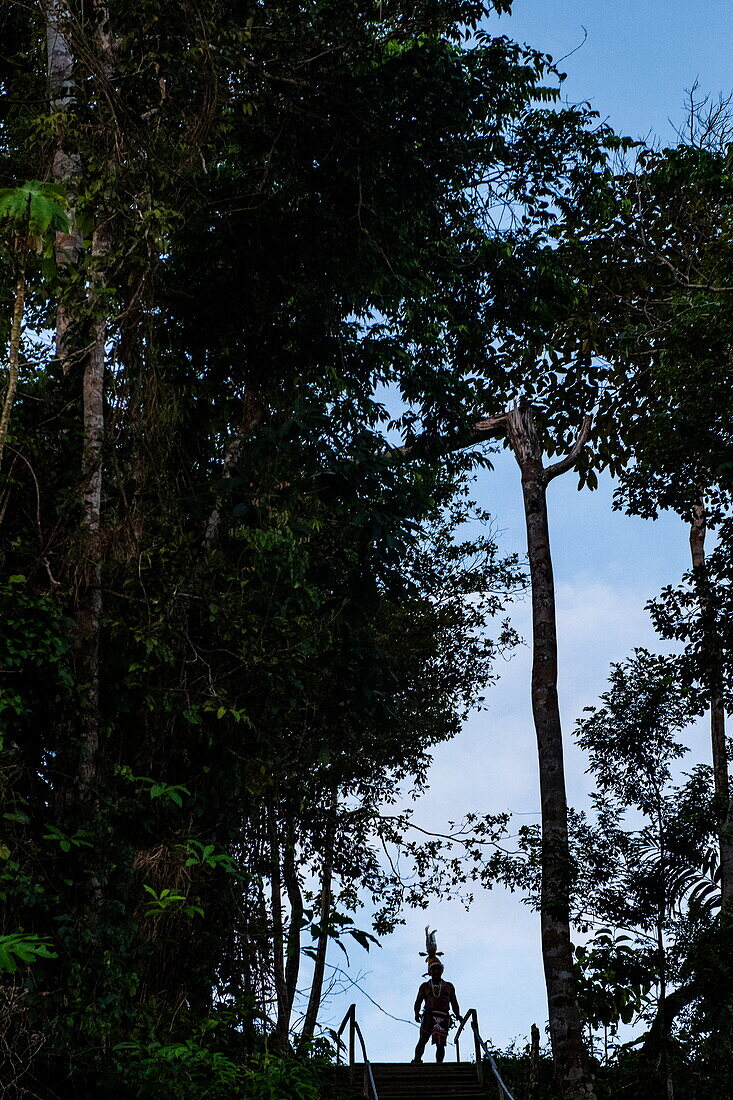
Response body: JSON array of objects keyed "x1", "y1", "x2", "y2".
[
  {"x1": 413, "y1": 1016, "x2": 431, "y2": 1063},
  {"x1": 436, "y1": 1042, "x2": 445, "y2": 1064},
  {"x1": 413, "y1": 1034, "x2": 428, "y2": 1063}
]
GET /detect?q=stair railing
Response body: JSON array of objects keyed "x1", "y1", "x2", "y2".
[
  {"x1": 454, "y1": 1008, "x2": 484, "y2": 1083},
  {"x1": 335, "y1": 1003, "x2": 379, "y2": 1100},
  {"x1": 454, "y1": 1008, "x2": 517, "y2": 1100}
]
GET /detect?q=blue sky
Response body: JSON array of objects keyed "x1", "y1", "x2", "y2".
[
  {"x1": 498, "y1": 0, "x2": 733, "y2": 145},
  {"x1": 300, "y1": 0, "x2": 733, "y2": 1064}
]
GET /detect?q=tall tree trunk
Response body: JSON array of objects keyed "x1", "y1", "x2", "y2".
[
  {"x1": 47, "y1": 2, "x2": 83, "y2": 824},
  {"x1": 47, "y1": 0, "x2": 82, "y2": 374},
  {"x1": 506, "y1": 404, "x2": 595, "y2": 1100},
  {"x1": 653, "y1": 795, "x2": 673, "y2": 1100},
  {"x1": 300, "y1": 798, "x2": 336, "y2": 1048},
  {"x1": 47, "y1": 1, "x2": 113, "y2": 792},
  {"x1": 0, "y1": 241, "x2": 28, "y2": 467},
  {"x1": 689, "y1": 500, "x2": 733, "y2": 910},
  {"x1": 282, "y1": 827, "x2": 304, "y2": 1022},
  {"x1": 268, "y1": 806, "x2": 290, "y2": 1047},
  {"x1": 76, "y1": 221, "x2": 109, "y2": 787},
  {"x1": 254, "y1": 863, "x2": 272, "y2": 1040},
  {"x1": 403, "y1": 404, "x2": 593, "y2": 1093}
]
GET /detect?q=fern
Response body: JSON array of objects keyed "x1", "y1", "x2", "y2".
[
  {"x1": 668, "y1": 845, "x2": 721, "y2": 919},
  {"x1": 634, "y1": 828, "x2": 722, "y2": 918}
]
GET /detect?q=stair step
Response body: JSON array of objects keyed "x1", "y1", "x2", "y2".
[
  {"x1": 369, "y1": 1062, "x2": 486, "y2": 1100},
  {"x1": 335, "y1": 1061, "x2": 490, "y2": 1100},
  {"x1": 370, "y1": 1065, "x2": 479, "y2": 1074}
]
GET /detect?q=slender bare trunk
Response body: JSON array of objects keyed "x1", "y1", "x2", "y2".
[
  {"x1": 268, "y1": 807, "x2": 290, "y2": 1046},
  {"x1": 651, "y1": 793, "x2": 673, "y2": 1099},
  {"x1": 282, "y1": 828, "x2": 304, "y2": 1021},
  {"x1": 47, "y1": 0, "x2": 82, "y2": 375},
  {"x1": 689, "y1": 500, "x2": 733, "y2": 910},
  {"x1": 47, "y1": 2, "x2": 114, "y2": 792},
  {"x1": 506, "y1": 404, "x2": 595, "y2": 1100},
  {"x1": 46, "y1": 1, "x2": 74, "y2": 107},
  {"x1": 0, "y1": 246, "x2": 27, "y2": 467},
  {"x1": 47, "y1": 0, "x2": 88, "y2": 813},
  {"x1": 75, "y1": 221, "x2": 109, "y2": 787},
  {"x1": 528, "y1": 1023, "x2": 541, "y2": 1100},
  {"x1": 300, "y1": 801, "x2": 336, "y2": 1048},
  {"x1": 254, "y1": 866, "x2": 271, "y2": 1037}
]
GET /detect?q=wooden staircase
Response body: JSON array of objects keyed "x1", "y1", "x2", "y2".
[
  {"x1": 334, "y1": 1004, "x2": 514, "y2": 1100},
  {"x1": 369, "y1": 1062, "x2": 488, "y2": 1099}
]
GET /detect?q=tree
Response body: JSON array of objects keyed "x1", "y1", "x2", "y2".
[
  {"x1": 553, "y1": 106, "x2": 733, "y2": 912},
  {"x1": 478, "y1": 403, "x2": 595, "y2": 1099},
  {"x1": 650, "y1": 526, "x2": 733, "y2": 909},
  {"x1": 572, "y1": 650, "x2": 729, "y2": 1097},
  {"x1": 576, "y1": 650, "x2": 692, "y2": 1098},
  {"x1": 4, "y1": 2, "x2": 593, "y2": 1091},
  {"x1": 403, "y1": 399, "x2": 599, "y2": 1100},
  {"x1": 383, "y1": 81, "x2": 628, "y2": 1098}
]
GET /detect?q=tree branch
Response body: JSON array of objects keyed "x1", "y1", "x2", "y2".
[
  {"x1": 395, "y1": 413, "x2": 508, "y2": 459},
  {"x1": 543, "y1": 414, "x2": 592, "y2": 483},
  {"x1": 632, "y1": 980, "x2": 699, "y2": 1058}
]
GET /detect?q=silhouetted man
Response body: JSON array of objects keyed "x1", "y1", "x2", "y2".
[{"x1": 412, "y1": 961, "x2": 460, "y2": 1064}]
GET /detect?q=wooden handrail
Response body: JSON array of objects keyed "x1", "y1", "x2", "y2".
[
  {"x1": 453, "y1": 1007, "x2": 516, "y2": 1100},
  {"x1": 335, "y1": 1003, "x2": 379, "y2": 1100},
  {"x1": 454, "y1": 1008, "x2": 484, "y2": 1084}
]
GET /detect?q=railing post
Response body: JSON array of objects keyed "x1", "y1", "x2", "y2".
[
  {"x1": 349, "y1": 1004, "x2": 356, "y2": 1085},
  {"x1": 472, "y1": 1011, "x2": 483, "y2": 1086},
  {"x1": 528, "y1": 1023, "x2": 540, "y2": 1100},
  {"x1": 334, "y1": 1004, "x2": 379, "y2": 1100}
]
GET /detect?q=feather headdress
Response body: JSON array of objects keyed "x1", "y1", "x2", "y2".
[{"x1": 419, "y1": 926, "x2": 444, "y2": 975}]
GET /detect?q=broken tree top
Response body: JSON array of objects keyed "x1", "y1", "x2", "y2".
[{"x1": 419, "y1": 927, "x2": 444, "y2": 974}]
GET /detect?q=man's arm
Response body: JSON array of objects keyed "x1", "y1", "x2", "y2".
[
  {"x1": 414, "y1": 984, "x2": 425, "y2": 1022},
  {"x1": 448, "y1": 983, "x2": 460, "y2": 1017}
]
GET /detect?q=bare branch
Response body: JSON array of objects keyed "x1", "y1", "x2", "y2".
[
  {"x1": 543, "y1": 414, "x2": 592, "y2": 483},
  {"x1": 395, "y1": 413, "x2": 508, "y2": 459},
  {"x1": 471, "y1": 413, "x2": 509, "y2": 442}
]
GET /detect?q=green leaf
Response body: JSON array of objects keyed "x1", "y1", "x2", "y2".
[
  {"x1": 0, "y1": 933, "x2": 57, "y2": 973},
  {"x1": 0, "y1": 181, "x2": 69, "y2": 238},
  {"x1": 347, "y1": 928, "x2": 381, "y2": 952}
]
